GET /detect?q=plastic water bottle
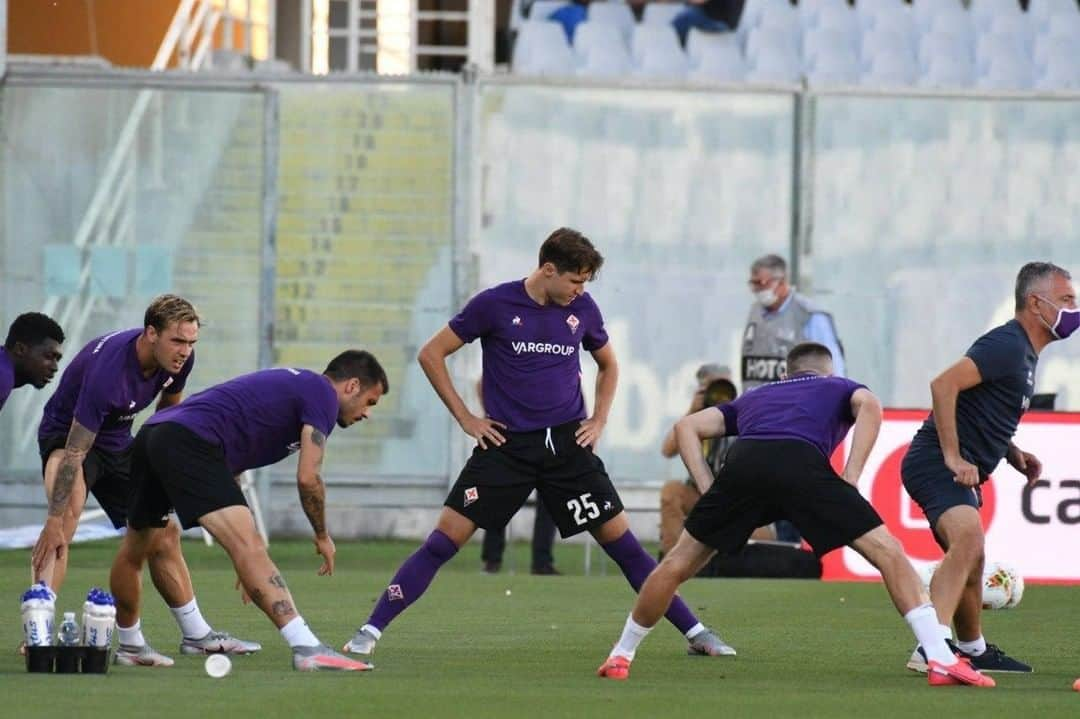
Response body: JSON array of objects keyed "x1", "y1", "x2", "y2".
[
  {"x1": 58, "y1": 612, "x2": 80, "y2": 647},
  {"x1": 20, "y1": 582, "x2": 56, "y2": 647},
  {"x1": 81, "y1": 588, "x2": 116, "y2": 649}
]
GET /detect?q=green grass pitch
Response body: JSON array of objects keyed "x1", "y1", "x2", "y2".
[{"x1": 1, "y1": 539, "x2": 1077, "y2": 718}]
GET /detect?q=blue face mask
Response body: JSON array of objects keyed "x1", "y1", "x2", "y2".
[{"x1": 1036, "y1": 296, "x2": 1080, "y2": 340}]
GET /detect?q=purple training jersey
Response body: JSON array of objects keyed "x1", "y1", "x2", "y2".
[
  {"x1": 0, "y1": 348, "x2": 14, "y2": 411},
  {"x1": 717, "y1": 373, "x2": 867, "y2": 457},
  {"x1": 448, "y1": 279, "x2": 608, "y2": 432},
  {"x1": 38, "y1": 329, "x2": 193, "y2": 453},
  {"x1": 146, "y1": 367, "x2": 338, "y2": 474}
]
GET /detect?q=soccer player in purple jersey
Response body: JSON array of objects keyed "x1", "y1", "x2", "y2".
[
  {"x1": 121, "y1": 351, "x2": 388, "y2": 671},
  {"x1": 0, "y1": 313, "x2": 64, "y2": 412},
  {"x1": 597, "y1": 343, "x2": 994, "y2": 688},
  {"x1": 342, "y1": 227, "x2": 734, "y2": 660},
  {"x1": 30, "y1": 295, "x2": 259, "y2": 666}
]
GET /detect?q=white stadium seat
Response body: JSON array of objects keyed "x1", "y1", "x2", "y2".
[
  {"x1": 573, "y1": 21, "x2": 627, "y2": 61},
  {"x1": 527, "y1": 0, "x2": 570, "y2": 22},
  {"x1": 978, "y1": 57, "x2": 1035, "y2": 89},
  {"x1": 641, "y1": 3, "x2": 684, "y2": 27},
  {"x1": 514, "y1": 21, "x2": 576, "y2": 75},
  {"x1": 576, "y1": 43, "x2": 633, "y2": 77},
  {"x1": 631, "y1": 24, "x2": 682, "y2": 64},
  {"x1": 686, "y1": 28, "x2": 741, "y2": 64},
  {"x1": 586, "y1": 3, "x2": 636, "y2": 41},
  {"x1": 690, "y1": 44, "x2": 750, "y2": 82},
  {"x1": 804, "y1": 27, "x2": 859, "y2": 69},
  {"x1": 747, "y1": 49, "x2": 802, "y2": 83},
  {"x1": 920, "y1": 56, "x2": 976, "y2": 88}
]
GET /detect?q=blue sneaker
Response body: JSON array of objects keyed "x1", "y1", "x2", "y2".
[{"x1": 958, "y1": 643, "x2": 1032, "y2": 673}]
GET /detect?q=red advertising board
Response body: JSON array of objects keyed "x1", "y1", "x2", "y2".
[{"x1": 822, "y1": 409, "x2": 1080, "y2": 585}]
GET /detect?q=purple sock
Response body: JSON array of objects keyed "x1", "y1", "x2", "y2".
[
  {"x1": 601, "y1": 529, "x2": 700, "y2": 636},
  {"x1": 366, "y1": 529, "x2": 459, "y2": 632}
]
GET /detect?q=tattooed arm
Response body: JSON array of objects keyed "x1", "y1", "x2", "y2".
[
  {"x1": 297, "y1": 424, "x2": 335, "y2": 576},
  {"x1": 32, "y1": 420, "x2": 97, "y2": 576}
]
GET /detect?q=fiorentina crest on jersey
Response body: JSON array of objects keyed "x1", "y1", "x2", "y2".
[
  {"x1": 566, "y1": 314, "x2": 580, "y2": 334},
  {"x1": 387, "y1": 584, "x2": 404, "y2": 601},
  {"x1": 464, "y1": 486, "x2": 479, "y2": 507}
]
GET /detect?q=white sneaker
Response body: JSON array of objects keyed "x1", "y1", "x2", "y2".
[
  {"x1": 114, "y1": 643, "x2": 175, "y2": 667},
  {"x1": 907, "y1": 644, "x2": 929, "y2": 673},
  {"x1": 687, "y1": 628, "x2": 737, "y2": 657},
  {"x1": 342, "y1": 628, "x2": 378, "y2": 656},
  {"x1": 293, "y1": 644, "x2": 373, "y2": 672},
  {"x1": 180, "y1": 630, "x2": 262, "y2": 655}
]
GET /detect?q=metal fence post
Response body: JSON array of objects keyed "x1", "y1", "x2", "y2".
[
  {"x1": 257, "y1": 84, "x2": 280, "y2": 537},
  {"x1": 790, "y1": 89, "x2": 816, "y2": 290}
]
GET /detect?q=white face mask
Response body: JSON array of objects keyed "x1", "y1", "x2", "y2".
[{"x1": 755, "y1": 287, "x2": 778, "y2": 307}]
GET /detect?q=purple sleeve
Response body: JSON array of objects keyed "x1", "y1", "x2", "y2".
[
  {"x1": 447, "y1": 290, "x2": 495, "y2": 344},
  {"x1": 581, "y1": 296, "x2": 609, "y2": 352},
  {"x1": 72, "y1": 362, "x2": 115, "y2": 433},
  {"x1": 840, "y1": 378, "x2": 868, "y2": 422},
  {"x1": 300, "y1": 375, "x2": 338, "y2": 436},
  {"x1": 164, "y1": 350, "x2": 195, "y2": 394},
  {"x1": 717, "y1": 402, "x2": 738, "y2": 436}
]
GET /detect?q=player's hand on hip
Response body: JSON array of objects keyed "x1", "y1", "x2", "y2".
[
  {"x1": 945, "y1": 455, "x2": 980, "y2": 487},
  {"x1": 1007, "y1": 446, "x2": 1042, "y2": 486},
  {"x1": 31, "y1": 517, "x2": 66, "y2": 578},
  {"x1": 575, "y1": 417, "x2": 606, "y2": 448},
  {"x1": 460, "y1": 413, "x2": 506, "y2": 449},
  {"x1": 314, "y1": 533, "x2": 336, "y2": 576}
]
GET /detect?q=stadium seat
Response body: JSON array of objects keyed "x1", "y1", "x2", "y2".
[
  {"x1": 526, "y1": 0, "x2": 570, "y2": 22},
  {"x1": 978, "y1": 57, "x2": 1035, "y2": 89},
  {"x1": 741, "y1": 0, "x2": 793, "y2": 31},
  {"x1": 920, "y1": 56, "x2": 976, "y2": 88},
  {"x1": 804, "y1": 28, "x2": 859, "y2": 69},
  {"x1": 987, "y1": 13, "x2": 1034, "y2": 40},
  {"x1": 806, "y1": 48, "x2": 861, "y2": 84},
  {"x1": 686, "y1": 28, "x2": 741, "y2": 64},
  {"x1": 929, "y1": 10, "x2": 975, "y2": 47},
  {"x1": 576, "y1": 43, "x2": 632, "y2": 77},
  {"x1": 863, "y1": 51, "x2": 918, "y2": 86},
  {"x1": 1037, "y1": 54, "x2": 1080, "y2": 89},
  {"x1": 815, "y1": 4, "x2": 860, "y2": 36},
  {"x1": 641, "y1": 3, "x2": 684, "y2": 28},
  {"x1": 863, "y1": 28, "x2": 917, "y2": 70},
  {"x1": 586, "y1": 3, "x2": 636, "y2": 41},
  {"x1": 746, "y1": 26, "x2": 802, "y2": 63},
  {"x1": 975, "y1": 32, "x2": 1032, "y2": 73},
  {"x1": 911, "y1": 0, "x2": 965, "y2": 33},
  {"x1": 919, "y1": 31, "x2": 973, "y2": 72},
  {"x1": 573, "y1": 21, "x2": 627, "y2": 62},
  {"x1": 859, "y1": 2, "x2": 917, "y2": 41},
  {"x1": 1028, "y1": 0, "x2": 1079, "y2": 27},
  {"x1": 1034, "y1": 35, "x2": 1075, "y2": 70},
  {"x1": 970, "y1": 0, "x2": 1025, "y2": 32},
  {"x1": 799, "y1": 0, "x2": 850, "y2": 28},
  {"x1": 746, "y1": 50, "x2": 801, "y2": 83},
  {"x1": 634, "y1": 46, "x2": 691, "y2": 79},
  {"x1": 631, "y1": 24, "x2": 682, "y2": 64},
  {"x1": 690, "y1": 44, "x2": 749, "y2": 82},
  {"x1": 1045, "y1": 12, "x2": 1080, "y2": 41},
  {"x1": 513, "y1": 21, "x2": 576, "y2": 75}
]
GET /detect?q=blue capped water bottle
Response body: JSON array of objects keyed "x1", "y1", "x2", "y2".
[{"x1": 20, "y1": 582, "x2": 55, "y2": 648}]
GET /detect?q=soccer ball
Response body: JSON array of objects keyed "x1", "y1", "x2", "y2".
[
  {"x1": 997, "y1": 562, "x2": 1024, "y2": 609},
  {"x1": 916, "y1": 561, "x2": 939, "y2": 593},
  {"x1": 981, "y1": 562, "x2": 1015, "y2": 610}
]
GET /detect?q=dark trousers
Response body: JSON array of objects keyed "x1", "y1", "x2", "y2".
[{"x1": 481, "y1": 501, "x2": 557, "y2": 568}]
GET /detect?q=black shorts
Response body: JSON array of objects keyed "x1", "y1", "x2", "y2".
[
  {"x1": 684, "y1": 439, "x2": 883, "y2": 558},
  {"x1": 445, "y1": 421, "x2": 624, "y2": 538},
  {"x1": 128, "y1": 422, "x2": 247, "y2": 530},
  {"x1": 38, "y1": 434, "x2": 132, "y2": 529}
]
